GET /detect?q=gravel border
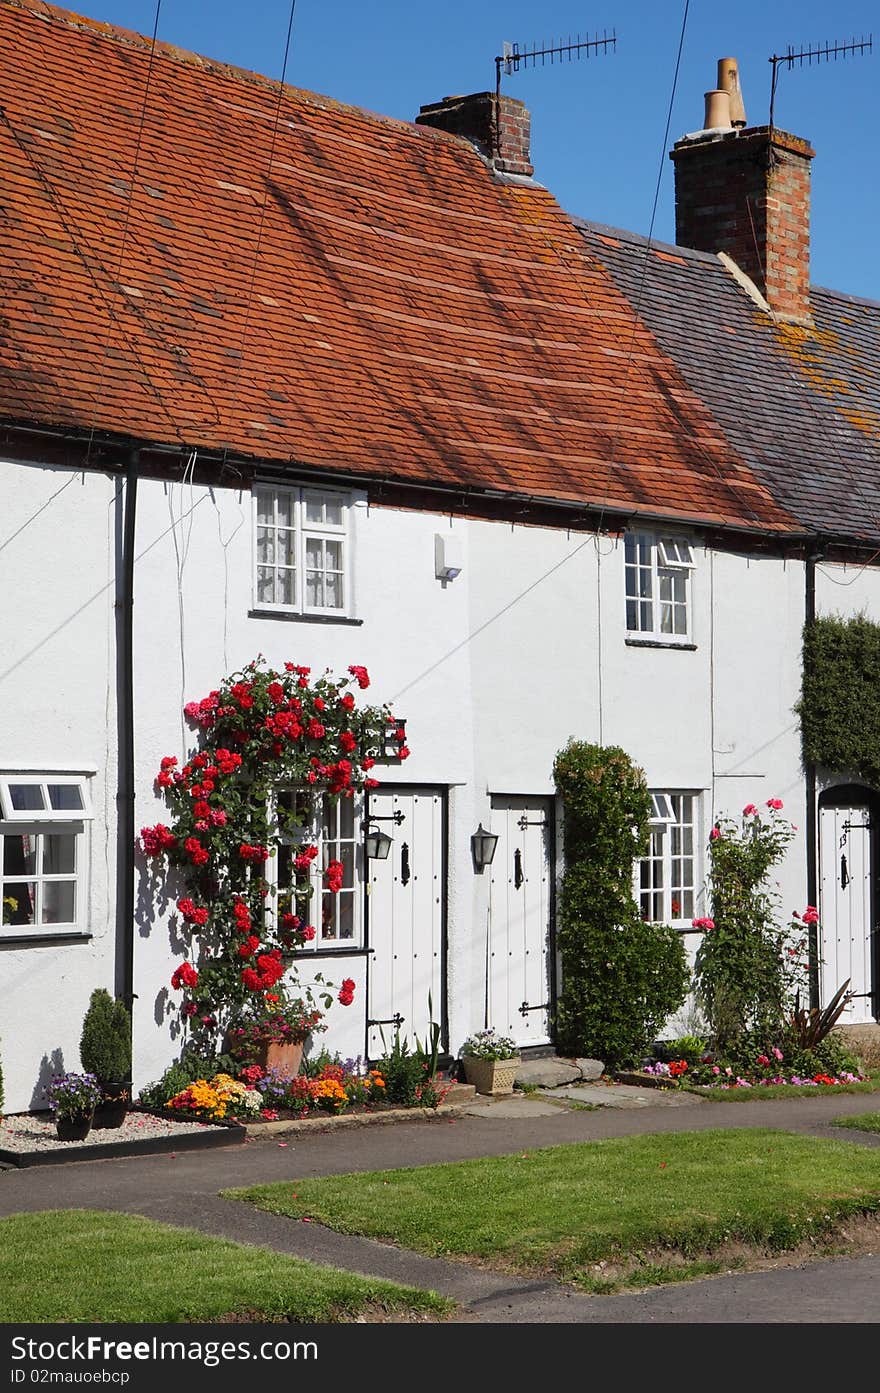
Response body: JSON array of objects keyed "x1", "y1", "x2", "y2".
[{"x1": 0, "y1": 1109, "x2": 244, "y2": 1167}]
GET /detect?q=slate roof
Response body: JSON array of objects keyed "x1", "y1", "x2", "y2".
[
  {"x1": 578, "y1": 222, "x2": 880, "y2": 544},
  {"x1": 0, "y1": 0, "x2": 795, "y2": 535}
]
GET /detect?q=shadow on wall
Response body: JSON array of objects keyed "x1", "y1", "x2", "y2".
[{"x1": 29, "y1": 1046, "x2": 66, "y2": 1112}]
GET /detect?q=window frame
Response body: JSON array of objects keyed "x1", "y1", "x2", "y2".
[
  {"x1": 252, "y1": 484, "x2": 351, "y2": 618},
  {"x1": 637, "y1": 791, "x2": 701, "y2": 929},
  {"x1": 0, "y1": 773, "x2": 93, "y2": 823},
  {"x1": 1, "y1": 771, "x2": 92, "y2": 939},
  {"x1": 267, "y1": 788, "x2": 364, "y2": 953},
  {"x1": 624, "y1": 531, "x2": 694, "y2": 642}
]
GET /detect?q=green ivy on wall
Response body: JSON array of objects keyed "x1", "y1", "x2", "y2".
[
  {"x1": 552, "y1": 741, "x2": 688, "y2": 1067},
  {"x1": 798, "y1": 614, "x2": 880, "y2": 786}
]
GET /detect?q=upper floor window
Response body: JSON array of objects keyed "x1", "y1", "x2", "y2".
[
  {"x1": 268, "y1": 789, "x2": 362, "y2": 951},
  {"x1": 625, "y1": 533, "x2": 694, "y2": 641},
  {"x1": 638, "y1": 791, "x2": 699, "y2": 927},
  {"x1": 0, "y1": 774, "x2": 92, "y2": 936},
  {"x1": 253, "y1": 485, "x2": 350, "y2": 616}
]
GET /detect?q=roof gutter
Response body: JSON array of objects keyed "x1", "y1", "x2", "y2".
[{"x1": 0, "y1": 419, "x2": 806, "y2": 548}]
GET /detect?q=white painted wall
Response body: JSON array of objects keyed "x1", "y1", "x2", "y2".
[
  {"x1": 5, "y1": 455, "x2": 853, "y2": 1108},
  {"x1": 0, "y1": 459, "x2": 118, "y2": 1111}
]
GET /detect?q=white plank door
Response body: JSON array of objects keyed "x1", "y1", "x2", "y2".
[
  {"x1": 488, "y1": 796, "x2": 554, "y2": 1047},
  {"x1": 819, "y1": 801, "x2": 876, "y2": 1023},
  {"x1": 366, "y1": 787, "x2": 445, "y2": 1058}
]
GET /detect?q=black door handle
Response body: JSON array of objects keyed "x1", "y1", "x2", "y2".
[{"x1": 514, "y1": 847, "x2": 524, "y2": 890}]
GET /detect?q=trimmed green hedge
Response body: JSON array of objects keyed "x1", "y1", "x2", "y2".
[
  {"x1": 799, "y1": 614, "x2": 880, "y2": 785},
  {"x1": 553, "y1": 741, "x2": 688, "y2": 1066}
]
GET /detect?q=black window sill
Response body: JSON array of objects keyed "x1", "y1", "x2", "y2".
[
  {"x1": 625, "y1": 637, "x2": 697, "y2": 652},
  {"x1": 249, "y1": 609, "x2": 363, "y2": 626},
  {"x1": 1, "y1": 931, "x2": 93, "y2": 946}
]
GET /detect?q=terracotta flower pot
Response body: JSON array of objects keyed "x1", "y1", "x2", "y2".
[{"x1": 254, "y1": 1040, "x2": 303, "y2": 1079}]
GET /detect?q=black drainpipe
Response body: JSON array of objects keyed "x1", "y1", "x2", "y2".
[
  {"x1": 116, "y1": 449, "x2": 139, "y2": 1010},
  {"x1": 804, "y1": 549, "x2": 819, "y2": 1009}
]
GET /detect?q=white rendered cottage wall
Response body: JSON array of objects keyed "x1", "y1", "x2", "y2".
[
  {"x1": 129, "y1": 478, "x2": 476, "y2": 1089},
  {"x1": 0, "y1": 458, "x2": 118, "y2": 1112},
  {"x1": 121, "y1": 475, "x2": 813, "y2": 1087},
  {"x1": 467, "y1": 530, "x2": 808, "y2": 1041}
]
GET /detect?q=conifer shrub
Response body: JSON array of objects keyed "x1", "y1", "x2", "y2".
[
  {"x1": 80, "y1": 988, "x2": 132, "y2": 1085},
  {"x1": 553, "y1": 741, "x2": 688, "y2": 1066}
]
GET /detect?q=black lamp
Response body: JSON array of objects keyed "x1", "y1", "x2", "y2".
[
  {"x1": 365, "y1": 825, "x2": 393, "y2": 860},
  {"x1": 471, "y1": 823, "x2": 498, "y2": 870}
]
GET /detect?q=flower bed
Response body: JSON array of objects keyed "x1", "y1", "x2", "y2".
[
  {"x1": 159, "y1": 1058, "x2": 452, "y2": 1125},
  {"x1": 641, "y1": 1057, "x2": 867, "y2": 1090}
]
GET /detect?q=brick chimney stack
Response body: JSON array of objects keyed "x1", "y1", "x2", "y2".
[
  {"x1": 669, "y1": 61, "x2": 815, "y2": 326},
  {"x1": 415, "y1": 92, "x2": 534, "y2": 177}
]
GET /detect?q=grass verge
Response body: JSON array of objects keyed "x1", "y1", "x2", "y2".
[
  {"x1": 227, "y1": 1128, "x2": 880, "y2": 1294},
  {"x1": 0, "y1": 1210, "x2": 452, "y2": 1323},
  {"x1": 832, "y1": 1112, "x2": 880, "y2": 1134}
]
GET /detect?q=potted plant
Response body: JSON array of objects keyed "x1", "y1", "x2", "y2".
[
  {"x1": 460, "y1": 1028, "x2": 521, "y2": 1096},
  {"x1": 79, "y1": 988, "x2": 132, "y2": 1129},
  {"x1": 226, "y1": 990, "x2": 326, "y2": 1078},
  {"x1": 44, "y1": 1072, "x2": 102, "y2": 1142}
]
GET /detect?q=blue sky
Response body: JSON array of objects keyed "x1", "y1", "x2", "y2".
[{"x1": 80, "y1": 1, "x2": 877, "y2": 299}]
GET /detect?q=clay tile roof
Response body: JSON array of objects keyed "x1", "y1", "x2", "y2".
[
  {"x1": 0, "y1": 0, "x2": 796, "y2": 534},
  {"x1": 579, "y1": 220, "x2": 880, "y2": 543}
]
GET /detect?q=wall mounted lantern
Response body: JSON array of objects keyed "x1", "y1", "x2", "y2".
[
  {"x1": 471, "y1": 823, "x2": 499, "y2": 870},
  {"x1": 364, "y1": 826, "x2": 393, "y2": 860},
  {"x1": 364, "y1": 807, "x2": 405, "y2": 859}
]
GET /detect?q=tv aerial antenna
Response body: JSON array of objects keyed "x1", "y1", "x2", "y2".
[
  {"x1": 768, "y1": 36, "x2": 872, "y2": 130},
  {"x1": 495, "y1": 31, "x2": 617, "y2": 103},
  {"x1": 493, "y1": 31, "x2": 616, "y2": 167}
]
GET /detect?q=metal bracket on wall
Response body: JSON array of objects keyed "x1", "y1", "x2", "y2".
[{"x1": 519, "y1": 1000, "x2": 550, "y2": 1016}]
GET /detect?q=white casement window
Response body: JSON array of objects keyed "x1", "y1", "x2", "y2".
[
  {"x1": 269, "y1": 790, "x2": 362, "y2": 950},
  {"x1": 0, "y1": 774, "x2": 92, "y2": 936},
  {"x1": 625, "y1": 532, "x2": 694, "y2": 640},
  {"x1": 638, "y1": 792, "x2": 699, "y2": 926},
  {"x1": 253, "y1": 485, "x2": 350, "y2": 616}
]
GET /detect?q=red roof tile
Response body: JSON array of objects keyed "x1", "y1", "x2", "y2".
[{"x1": 0, "y1": 0, "x2": 796, "y2": 533}]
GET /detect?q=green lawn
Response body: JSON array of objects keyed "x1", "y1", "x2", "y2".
[
  {"x1": 0, "y1": 1211, "x2": 452, "y2": 1323},
  {"x1": 833, "y1": 1112, "x2": 880, "y2": 1134},
  {"x1": 227, "y1": 1128, "x2": 880, "y2": 1293}
]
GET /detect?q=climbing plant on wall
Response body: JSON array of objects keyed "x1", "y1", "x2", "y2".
[
  {"x1": 140, "y1": 657, "x2": 407, "y2": 1053},
  {"x1": 798, "y1": 613, "x2": 880, "y2": 785},
  {"x1": 552, "y1": 741, "x2": 688, "y2": 1066}
]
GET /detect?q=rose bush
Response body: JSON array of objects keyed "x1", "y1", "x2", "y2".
[
  {"x1": 140, "y1": 657, "x2": 406, "y2": 1053},
  {"x1": 693, "y1": 800, "x2": 809, "y2": 1050}
]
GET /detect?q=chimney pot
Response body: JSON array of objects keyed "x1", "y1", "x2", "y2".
[
  {"x1": 703, "y1": 89, "x2": 732, "y2": 130},
  {"x1": 717, "y1": 57, "x2": 747, "y2": 126}
]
